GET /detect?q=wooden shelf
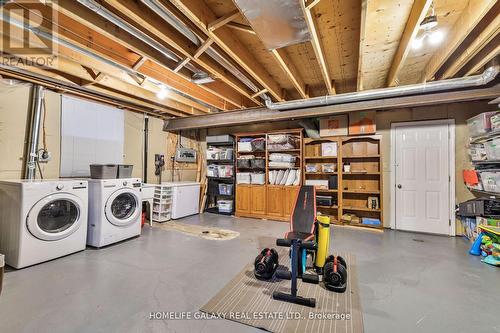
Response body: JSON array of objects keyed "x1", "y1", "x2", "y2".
[
  {"x1": 343, "y1": 155, "x2": 380, "y2": 158},
  {"x1": 315, "y1": 189, "x2": 338, "y2": 193},
  {"x1": 305, "y1": 172, "x2": 338, "y2": 175},
  {"x1": 268, "y1": 149, "x2": 301, "y2": 153},
  {"x1": 317, "y1": 205, "x2": 339, "y2": 209},
  {"x1": 342, "y1": 172, "x2": 380, "y2": 175},
  {"x1": 304, "y1": 156, "x2": 338, "y2": 159},
  {"x1": 343, "y1": 190, "x2": 380, "y2": 194},
  {"x1": 343, "y1": 206, "x2": 381, "y2": 212}
]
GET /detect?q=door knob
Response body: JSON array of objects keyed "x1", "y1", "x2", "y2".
[{"x1": 397, "y1": 184, "x2": 402, "y2": 189}]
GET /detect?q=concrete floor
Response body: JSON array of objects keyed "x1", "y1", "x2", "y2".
[{"x1": 0, "y1": 213, "x2": 498, "y2": 333}]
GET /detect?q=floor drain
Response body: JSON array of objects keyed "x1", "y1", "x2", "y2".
[{"x1": 412, "y1": 239, "x2": 425, "y2": 242}]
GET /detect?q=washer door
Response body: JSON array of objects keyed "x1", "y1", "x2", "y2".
[
  {"x1": 105, "y1": 189, "x2": 140, "y2": 227},
  {"x1": 27, "y1": 193, "x2": 83, "y2": 241}
]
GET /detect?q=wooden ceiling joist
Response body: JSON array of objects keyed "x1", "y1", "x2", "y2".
[
  {"x1": 462, "y1": 36, "x2": 500, "y2": 76},
  {"x1": 387, "y1": 0, "x2": 433, "y2": 87},
  {"x1": 132, "y1": 56, "x2": 147, "y2": 71},
  {"x1": 105, "y1": 0, "x2": 262, "y2": 105},
  {"x1": 421, "y1": 0, "x2": 497, "y2": 82},
  {"x1": 271, "y1": 49, "x2": 308, "y2": 99},
  {"x1": 226, "y1": 22, "x2": 256, "y2": 35},
  {"x1": 169, "y1": 0, "x2": 285, "y2": 102},
  {"x1": 208, "y1": 10, "x2": 240, "y2": 32},
  {"x1": 300, "y1": 0, "x2": 335, "y2": 95},
  {"x1": 49, "y1": 0, "x2": 248, "y2": 110},
  {"x1": 173, "y1": 57, "x2": 190, "y2": 73},
  {"x1": 193, "y1": 38, "x2": 214, "y2": 59},
  {"x1": 441, "y1": 4, "x2": 500, "y2": 79},
  {"x1": 357, "y1": 0, "x2": 368, "y2": 91}
]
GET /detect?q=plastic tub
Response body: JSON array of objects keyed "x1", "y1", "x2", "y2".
[
  {"x1": 251, "y1": 138, "x2": 266, "y2": 151},
  {"x1": 469, "y1": 144, "x2": 487, "y2": 161},
  {"x1": 250, "y1": 158, "x2": 266, "y2": 169},
  {"x1": 236, "y1": 172, "x2": 251, "y2": 184},
  {"x1": 207, "y1": 165, "x2": 219, "y2": 177},
  {"x1": 117, "y1": 165, "x2": 133, "y2": 178},
  {"x1": 220, "y1": 148, "x2": 233, "y2": 160},
  {"x1": 238, "y1": 141, "x2": 253, "y2": 152},
  {"x1": 206, "y1": 148, "x2": 221, "y2": 160},
  {"x1": 218, "y1": 183, "x2": 234, "y2": 195},
  {"x1": 481, "y1": 172, "x2": 500, "y2": 193},
  {"x1": 484, "y1": 139, "x2": 500, "y2": 160},
  {"x1": 90, "y1": 164, "x2": 118, "y2": 179},
  {"x1": 251, "y1": 172, "x2": 266, "y2": 185},
  {"x1": 467, "y1": 112, "x2": 497, "y2": 137},
  {"x1": 237, "y1": 158, "x2": 251, "y2": 169},
  {"x1": 217, "y1": 200, "x2": 233, "y2": 213},
  {"x1": 217, "y1": 165, "x2": 234, "y2": 178}
]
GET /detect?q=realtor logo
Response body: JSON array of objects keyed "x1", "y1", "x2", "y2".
[{"x1": 0, "y1": 0, "x2": 58, "y2": 65}]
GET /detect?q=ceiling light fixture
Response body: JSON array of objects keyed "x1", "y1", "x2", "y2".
[
  {"x1": 157, "y1": 86, "x2": 168, "y2": 100},
  {"x1": 413, "y1": 2, "x2": 444, "y2": 49}
]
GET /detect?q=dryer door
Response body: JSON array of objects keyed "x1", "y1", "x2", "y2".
[
  {"x1": 105, "y1": 189, "x2": 140, "y2": 227},
  {"x1": 26, "y1": 193, "x2": 83, "y2": 241}
]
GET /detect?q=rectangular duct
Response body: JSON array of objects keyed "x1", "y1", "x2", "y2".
[{"x1": 233, "y1": 0, "x2": 310, "y2": 50}]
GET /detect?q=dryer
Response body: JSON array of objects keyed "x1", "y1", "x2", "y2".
[
  {"x1": 87, "y1": 178, "x2": 142, "y2": 247},
  {"x1": 0, "y1": 179, "x2": 88, "y2": 269}
]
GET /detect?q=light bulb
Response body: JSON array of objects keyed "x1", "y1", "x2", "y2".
[
  {"x1": 429, "y1": 30, "x2": 444, "y2": 45},
  {"x1": 412, "y1": 37, "x2": 424, "y2": 50},
  {"x1": 157, "y1": 86, "x2": 168, "y2": 99}
]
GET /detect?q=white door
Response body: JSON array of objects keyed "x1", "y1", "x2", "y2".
[{"x1": 394, "y1": 121, "x2": 452, "y2": 235}]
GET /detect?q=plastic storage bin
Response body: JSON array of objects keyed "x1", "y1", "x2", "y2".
[
  {"x1": 236, "y1": 172, "x2": 251, "y2": 184},
  {"x1": 469, "y1": 144, "x2": 487, "y2": 161},
  {"x1": 217, "y1": 200, "x2": 233, "y2": 213},
  {"x1": 218, "y1": 183, "x2": 233, "y2": 195},
  {"x1": 219, "y1": 148, "x2": 233, "y2": 160},
  {"x1": 237, "y1": 158, "x2": 251, "y2": 169},
  {"x1": 217, "y1": 165, "x2": 234, "y2": 178},
  {"x1": 467, "y1": 112, "x2": 497, "y2": 137},
  {"x1": 481, "y1": 172, "x2": 500, "y2": 193},
  {"x1": 269, "y1": 153, "x2": 296, "y2": 162},
  {"x1": 251, "y1": 172, "x2": 266, "y2": 185},
  {"x1": 238, "y1": 141, "x2": 253, "y2": 152},
  {"x1": 207, "y1": 164, "x2": 219, "y2": 177},
  {"x1": 90, "y1": 164, "x2": 118, "y2": 179},
  {"x1": 484, "y1": 139, "x2": 500, "y2": 160},
  {"x1": 206, "y1": 148, "x2": 221, "y2": 160},
  {"x1": 250, "y1": 158, "x2": 266, "y2": 169},
  {"x1": 117, "y1": 165, "x2": 133, "y2": 178},
  {"x1": 251, "y1": 138, "x2": 266, "y2": 151}
]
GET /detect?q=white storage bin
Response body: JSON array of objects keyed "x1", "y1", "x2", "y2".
[
  {"x1": 217, "y1": 200, "x2": 233, "y2": 213},
  {"x1": 218, "y1": 183, "x2": 233, "y2": 195},
  {"x1": 236, "y1": 172, "x2": 251, "y2": 184},
  {"x1": 269, "y1": 153, "x2": 296, "y2": 162},
  {"x1": 467, "y1": 112, "x2": 497, "y2": 137},
  {"x1": 491, "y1": 113, "x2": 500, "y2": 131},
  {"x1": 207, "y1": 164, "x2": 219, "y2": 177},
  {"x1": 306, "y1": 164, "x2": 318, "y2": 173},
  {"x1": 153, "y1": 211, "x2": 171, "y2": 222},
  {"x1": 217, "y1": 165, "x2": 234, "y2": 178},
  {"x1": 238, "y1": 141, "x2": 253, "y2": 152},
  {"x1": 220, "y1": 148, "x2": 234, "y2": 160},
  {"x1": 469, "y1": 144, "x2": 487, "y2": 161},
  {"x1": 484, "y1": 139, "x2": 500, "y2": 160},
  {"x1": 206, "y1": 148, "x2": 221, "y2": 160},
  {"x1": 481, "y1": 172, "x2": 500, "y2": 193},
  {"x1": 251, "y1": 172, "x2": 266, "y2": 185}
]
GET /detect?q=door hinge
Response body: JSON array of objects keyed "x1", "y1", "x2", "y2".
[{"x1": 449, "y1": 219, "x2": 451, "y2": 226}]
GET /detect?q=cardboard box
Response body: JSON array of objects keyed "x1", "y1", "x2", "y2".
[
  {"x1": 349, "y1": 111, "x2": 376, "y2": 135},
  {"x1": 319, "y1": 115, "x2": 348, "y2": 137}
]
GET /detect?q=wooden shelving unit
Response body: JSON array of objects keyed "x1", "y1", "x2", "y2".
[
  {"x1": 234, "y1": 129, "x2": 303, "y2": 222},
  {"x1": 302, "y1": 135, "x2": 383, "y2": 230}
]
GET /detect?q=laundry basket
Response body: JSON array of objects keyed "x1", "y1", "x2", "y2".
[
  {"x1": 0, "y1": 253, "x2": 4, "y2": 296},
  {"x1": 117, "y1": 165, "x2": 133, "y2": 178},
  {"x1": 90, "y1": 164, "x2": 118, "y2": 179}
]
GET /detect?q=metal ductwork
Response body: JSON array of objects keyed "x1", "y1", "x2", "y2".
[
  {"x1": 266, "y1": 65, "x2": 500, "y2": 111},
  {"x1": 24, "y1": 85, "x2": 44, "y2": 180},
  {"x1": 140, "y1": 0, "x2": 267, "y2": 100}
]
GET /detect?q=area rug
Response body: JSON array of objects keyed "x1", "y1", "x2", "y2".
[
  {"x1": 153, "y1": 222, "x2": 240, "y2": 241},
  {"x1": 201, "y1": 249, "x2": 363, "y2": 333}
]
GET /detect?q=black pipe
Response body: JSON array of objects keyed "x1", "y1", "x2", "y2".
[{"x1": 143, "y1": 115, "x2": 149, "y2": 182}]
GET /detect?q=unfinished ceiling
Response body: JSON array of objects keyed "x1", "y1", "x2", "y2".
[{"x1": 0, "y1": 0, "x2": 498, "y2": 118}]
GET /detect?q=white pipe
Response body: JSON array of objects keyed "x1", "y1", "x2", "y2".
[
  {"x1": 25, "y1": 85, "x2": 44, "y2": 180},
  {"x1": 266, "y1": 65, "x2": 499, "y2": 110}
]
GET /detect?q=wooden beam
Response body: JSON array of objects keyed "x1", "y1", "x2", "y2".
[
  {"x1": 51, "y1": 0, "x2": 251, "y2": 110},
  {"x1": 421, "y1": 0, "x2": 497, "y2": 82},
  {"x1": 441, "y1": 5, "x2": 500, "y2": 79},
  {"x1": 173, "y1": 57, "x2": 190, "y2": 73},
  {"x1": 251, "y1": 89, "x2": 268, "y2": 99},
  {"x1": 132, "y1": 56, "x2": 147, "y2": 70},
  {"x1": 463, "y1": 37, "x2": 500, "y2": 76},
  {"x1": 387, "y1": 0, "x2": 433, "y2": 87},
  {"x1": 271, "y1": 49, "x2": 308, "y2": 99},
  {"x1": 208, "y1": 10, "x2": 240, "y2": 32},
  {"x1": 226, "y1": 22, "x2": 255, "y2": 35},
  {"x1": 193, "y1": 38, "x2": 214, "y2": 59},
  {"x1": 169, "y1": 0, "x2": 285, "y2": 101},
  {"x1": 357, "y1": 0, "x2": 368, "y2": 91},
  {"x1": 306, "y1": 0, "x2": 322, "y2": 11},
  {"x1": 165, "y1": 85, "x2": 500, "y2": 130},
  {"x1": 105, "y1": 0, "x2": 262, "y2": 105},
  {"x1": 300, "y1": 0, "x2": 334, "y2": 94}
]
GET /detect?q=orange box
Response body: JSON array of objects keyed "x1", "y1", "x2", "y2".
[{"x1": 349, "y1": 111, "x2": 376, "y2": 135}]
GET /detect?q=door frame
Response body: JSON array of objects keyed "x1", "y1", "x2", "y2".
[{"x1": 390, "y1": 119, "x2": 456, "y2": 236}]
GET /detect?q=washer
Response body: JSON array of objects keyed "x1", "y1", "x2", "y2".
[
  {"x1": 87, "y1": 178, "x2": 142, "y2": 247},
  {"x1": 0, "y1": 179, "x2": 88, "y2": 269}
]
